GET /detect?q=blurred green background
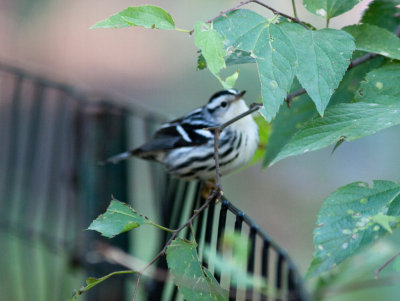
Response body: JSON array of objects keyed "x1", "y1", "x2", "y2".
[{"x1": 1, "y1": 0, "x2": 400, "y2": 300}]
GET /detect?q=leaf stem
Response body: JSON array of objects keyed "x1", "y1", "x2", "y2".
[
  {"x1": 149, "y1": 222, "x2": 175, "y2": 233},
  {"x1": 326, "y1": 17, "x2": 330, "y2": 28},
  {"x1": 175, "y1": 27, "x2": 191, "y2": 33},
  {"x1": 291, "y1": 0, "x2": 298, "y2": 18}
]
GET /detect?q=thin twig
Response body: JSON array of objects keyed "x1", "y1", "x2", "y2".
[
  {"x1": 314, "y1": 274, "x2": 400, "y2": 299},
  {"x1": 285, "y1": 24, "x2": 400, "y2": 107},
  {"x1": 374, "y1": 250, "x2": 400, "y2": 279},
  {"x1": 132, "y1": 189, "x2": 221, "y2": 301},
  {"x1": 189, "y1": 0, "x2": 310, "y2": 34},
  {"x1": 204, "y1": 0, "x2": 253, "y2": 26},
  {"x1": 207, "y1": 102, "x2": 263, "y2": 189},
  {"x1": 96, "y1": 242, "x2": 169, "y2": 283},
  {"x1": 252, "y1": 0, "x2": 310, "y2": 29}
]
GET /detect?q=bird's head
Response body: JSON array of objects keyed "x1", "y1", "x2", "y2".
[{"x1": 204, "y1": 89, "x2": 249, "y2": 124}]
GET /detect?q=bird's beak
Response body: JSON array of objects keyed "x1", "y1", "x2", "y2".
[{"x1": 232, "y1": 90, "x2": 246, "y2": 102}]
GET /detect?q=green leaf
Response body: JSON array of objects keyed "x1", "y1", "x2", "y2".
[
  {"x1": 250, "y1": 114, "x2": 271, "y2": 165},
  {"x1": 213, "y1": 10, "x2": 355, "y2": 120},
  {"x1": 356, "y1": 63, "x2": 400, "y2": 104},
  {"x1": 263, "y1": 86, "x2": 317, "y2": 167},
  {"x1": 166, "y1": 238, "x2": 228, "y2": 301},
  {"x1": 361, "y1": 0, "x2": 400, "y2": 32},
  {"x1": 270, "y1": 101, "x2": 400, "y2": 166},
  {"x1": 313, "y1": 240, "x2": 398, "y2": 297},
  {"x1": 285, "y1": 27, "x2": 355, "y2": 115},
  {"x1": 91, "y1": 5, "x2": 175, "y2": 30},
  {"x1": 69, "y1": 270, "x2": 135, "y2": 300},
  {"x1": 307, "y1": 180, "x2": 400, "y2": 277},
  {"x1": 371, "y1": 213, "x2": 400, "y2": 233},
  {"x1": 343, "y1": 24, "x2": 400, "y2": 60},
  {"x1": 303, "y1": 0, "x2": 361, "y2": 18},
  {"x1": 329, "y1": 53, "x2": 385, "y2": 106},
  {"x1": 264, "y1": 55, "x2": 383, "y2": 167},
  {"x1": 88, "y1": 200, "x2": 150, "y2": 238},
  {"x1": 220, "y1": 70, "x2": 239, "y2": 89},
  {"x1": 213, "y1": 10, "x2": 296, "y2": 121},
  {"x1": 193, "y1": 22, "x2": 226, "y2": 77}
]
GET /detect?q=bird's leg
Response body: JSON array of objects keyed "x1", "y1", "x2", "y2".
[{"x1": 201, "y1": 179, "x2": 217, "y2": 199}]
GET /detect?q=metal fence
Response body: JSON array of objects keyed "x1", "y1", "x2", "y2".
[{"x1": 0, "y1": 62, "x2": 307, "y2": 301}]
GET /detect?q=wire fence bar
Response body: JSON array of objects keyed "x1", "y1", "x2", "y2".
[{"x1": 0, "y1": 62, "x2": 308, "y2": 301}]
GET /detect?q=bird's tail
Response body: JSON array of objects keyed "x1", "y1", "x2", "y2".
[{"x1": 98, "y1": 149, "x2": 139, "y2": 165}]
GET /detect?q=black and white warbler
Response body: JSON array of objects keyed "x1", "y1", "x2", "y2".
[{"x1": 105, "y1": 89, "x2": 259, "y2": 180}]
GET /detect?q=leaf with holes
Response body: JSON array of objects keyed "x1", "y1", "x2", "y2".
[
  {"x1": 91, "y1": 5, "x2": 175, "y2": 29},
  {"x1": 356, "y1": 63, "x2": 400, "y2": 104},
  {"x1": 270, "y1": 101, "x2": 400, "y2": 166},
  {"x1": 343, "y1": 24, "x2": 400, "y2": 60},
  {"x1": 213, "y1": 10, "x2": 355, "y2": 120},
  {"x1": 194, "y1": 22, "x2": 227, "y2": 78},
  {"x1": 303, "y1": 0, "x2": 361, "y2": 18},
  {"x1": 264, "y1": 56, "x2": 383, "y2": 167},
  {"x1": 166, "y1": 238, "x2": 228, "y2": 301},
  {"x1": 307, "y1": 180, "x2": 400, "y2": 277},
  {"x1": 88, "y1": 199, "x2": 151, "y2": 238}
]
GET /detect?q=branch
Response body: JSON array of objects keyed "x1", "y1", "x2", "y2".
[
  {"x1": 251, "y1": 0, "x2": 310, "y2": 29},
  {"x1": 285, "y1": 24, "x2": 400, "y2": 107},
  {"x1": 314, "y1": 274, "x2": 400, "y2": 299},
  {"x1": 190, "y1": 0, "x2": 310, "y2": 34},
  {"x1": 206, "y1": 102, "x2": 263, "y2": 189},
  {"x1": 374, "y1": 250, "x2": 400, "y2": 279},
  {"x1": 132, "y1": 189, "x2": 221, "y2": 301},
  {"x1": 96, "y1": 242, "x2": 168, "y2": 283}
]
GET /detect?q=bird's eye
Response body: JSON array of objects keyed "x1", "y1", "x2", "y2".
[{"x1": 221, "y1": 101, "x2": 227, "y2": 108}]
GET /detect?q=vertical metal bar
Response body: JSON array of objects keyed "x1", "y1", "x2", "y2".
[
  {"x1": 276, "y1": 253, "x2": 284, "y2": 301},
  {"x1": 246, "y1": 226, "x2": 257, "y2": 301},
  {"x1": 21, "y1": 83, "x2": 45, "y2": 218},
  {"x1": 202, "y1": 194, "x2": 217, "y2": 269},
  {"x1": 288, "y1": 267, "x2": 295, "y2": 301},
  {"x1": 214, "y1": 199, "x2": 227, "y2": 282},
  {"x1": 1, "y1": 75, "x2": 22, "y2": 205},
  {"x1": 193, "y1": 182, "x2": 206, "y2": 244},
  {"x1": 43, "y1": 90, "x2": 69, "y2": 301},
  {"x1": 261, "y1": 239, "x2": 270, "y2": 301},
  {"x1": 229, "y1": 212, "x2": 244, "y2": 301}
]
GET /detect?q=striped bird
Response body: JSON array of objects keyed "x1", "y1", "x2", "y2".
[{"x1": 104, "y1": 89, "x2": 259, "y2": 180}]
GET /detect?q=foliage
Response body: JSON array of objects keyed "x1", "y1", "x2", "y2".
[
  {"x1": 307, "y1": 180, "x2": 400, "y2": 277},
  {"x1": 88, "y1": 200, "x2": 151, "y2": 238},
  {"x1": 70, "y1": 270, "x2": 136, "y2": 301},
  {"x1": 166, "y1": 238, "x2": 228, "y2": 301},
  {"x1": 72, "y1": 0, "x2": 400, "y2": 300}
]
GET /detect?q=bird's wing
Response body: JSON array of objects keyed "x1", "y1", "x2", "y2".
[
  {"x1": 147, "y1": 122, "x2": 213, "y2": 150},
  {"x1": 101, "y1": 109, "x2": 216, "y2": 164}
]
